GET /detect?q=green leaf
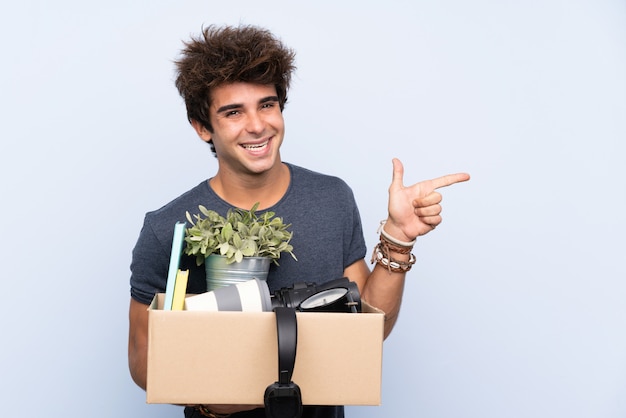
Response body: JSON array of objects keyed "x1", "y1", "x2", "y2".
[
  {"x1": 232, "y1": 232, "x2": 242, "y2": 248},
  {"x1": 221, "y1": 222, "x2": 233, "y2": 241},
  {"x1": 217, "y1": 242, "x2": 230, "y2": 255}
]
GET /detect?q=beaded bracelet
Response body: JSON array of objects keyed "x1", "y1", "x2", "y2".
[
  {"x1": 196, "y1": 406, "x2": 231, "y2": 418},
  {"x1": 371, "y1": 242, "x2": 416, "y2": 273},
  {"x1": 371, "y1": 221, "x2": 417, "y2": 273}
]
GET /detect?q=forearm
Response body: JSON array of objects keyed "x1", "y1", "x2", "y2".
[
  {"x1": 362, "y1": 257, "x2": 409, "y2": 339},
  {"x1": 128, "y1": 338, "x2": 148, "y2": 390},
  {"x1": 128, "y1": 298, "x2": 149, "y2": 391},
  {"x1": 362, "y1": 219, "x2": 416, "y2": 338}
]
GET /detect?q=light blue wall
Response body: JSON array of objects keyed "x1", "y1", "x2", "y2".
[{"x1": 1, "y1": 1, "x2": 625, "y2": 417}]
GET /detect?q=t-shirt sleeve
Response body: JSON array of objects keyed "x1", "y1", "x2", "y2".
[
  {"x1": 343, "y1": 189, "x2": 367, "y2": 269},
  {"x1": 129, "y1": 214, "x2": 169, "y2": 305}
]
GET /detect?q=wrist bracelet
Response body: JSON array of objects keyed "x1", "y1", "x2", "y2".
[
  {"x1": 371, "y1": 243, "x2": 416, "y2": 273},
  {"x1": 379, "y1": 233, "x2": 413, "y2": 254},
  {"x1": 196, "y1": 406, "x2": 231, "y2": 418},
  {"x1": 378, "y1": 220, "x2": 416, "y2": 247}
]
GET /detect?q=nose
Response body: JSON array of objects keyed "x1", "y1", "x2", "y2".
[{"x1": 245, "y1": 110, "x2": 264, "y2": 134}]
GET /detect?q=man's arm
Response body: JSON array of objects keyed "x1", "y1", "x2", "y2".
[
  {"x1": 344, "y1": 259, "x2": 406, "y2": 338},
  {"x1": 128, "y1": 298, "x2": 149, "y2": 390},
  {"x1": 346, "y1": 158, "x2": 470, "y2": 338}
]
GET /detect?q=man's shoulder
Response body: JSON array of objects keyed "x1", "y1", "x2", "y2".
[
  {"x1": 288, "y1": 163, "x2": 350, "y2": 189},
  {"x1": 144, "y1": 180, "x2": 211, "y2": 229}
]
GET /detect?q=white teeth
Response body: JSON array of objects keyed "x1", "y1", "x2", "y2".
[{"x1": 242, "y1": 141, "x2": 268, "y2": 150}]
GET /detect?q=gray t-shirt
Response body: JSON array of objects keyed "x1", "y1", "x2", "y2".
[
  {"x1": 130, "y1": 163, "x2": 367, "y2": 304},
  {"x1": 130, "y1": 163, "x2": 366, "y2": 417}
]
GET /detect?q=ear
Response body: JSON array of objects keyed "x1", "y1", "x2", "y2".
[{"x1": 190, "y1": 119, "x2": 212, "y2": 143}]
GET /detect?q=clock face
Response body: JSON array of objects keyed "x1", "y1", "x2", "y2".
[{"x1": 299, "y1": 288, "x2": 348, "y2": 309}]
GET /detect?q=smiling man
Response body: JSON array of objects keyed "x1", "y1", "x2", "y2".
[
  {"x1": 128, "y1": 24, "x2": 469, "y2": 418},
  {"x1": 190, "y1": 82, "x2": 290, "y2": 209}
]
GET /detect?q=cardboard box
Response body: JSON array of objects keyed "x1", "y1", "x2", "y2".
[{"x1": 146, "y1": 293, "x2": 384, "y2": 406}]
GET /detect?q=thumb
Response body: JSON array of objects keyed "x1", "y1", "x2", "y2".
[{"x1": 390, "y1": 158, "x2": 405, "y2": 190}]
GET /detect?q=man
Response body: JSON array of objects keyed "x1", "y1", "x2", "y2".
[{"x1": 128, "y1": 24, "x2": 469, "y2": 418}]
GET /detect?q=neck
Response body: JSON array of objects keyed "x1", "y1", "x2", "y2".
[{"x1": 210, "y1": 163, "x2": 290, "y2": 210}]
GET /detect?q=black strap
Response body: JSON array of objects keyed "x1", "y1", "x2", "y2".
[
  {"x1": 275, "y1": 307, "x2": 297, "y2": 385},
  {"x1": 264, "y1": 307, "x2": 302, "y2": 418}
]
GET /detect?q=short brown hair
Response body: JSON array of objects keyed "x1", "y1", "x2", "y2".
[{"x1": 175, "y1": 24, "x2": 296, "y2": 134}]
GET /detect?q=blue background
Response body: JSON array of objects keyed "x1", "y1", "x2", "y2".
[{"x1": 1, "y1": 1, "x2": 625, "y2": 417}]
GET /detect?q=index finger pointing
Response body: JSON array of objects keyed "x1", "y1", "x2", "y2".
[{"x1": 430, "y1": 172, "x2": 471, "y2": 190}]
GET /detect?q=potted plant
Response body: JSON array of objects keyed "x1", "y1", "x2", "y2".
[{"x1": 184, "y1": 202, "x2": 297, "y2": 290}]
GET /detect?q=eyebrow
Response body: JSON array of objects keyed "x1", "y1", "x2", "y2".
[{"x1": 215, "y1": 96, "x2": 280, "y2": 114}]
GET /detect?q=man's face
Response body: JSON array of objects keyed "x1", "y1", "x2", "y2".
[{"x1": 205, "y1": 82, "x2": 285, "y2": 176}]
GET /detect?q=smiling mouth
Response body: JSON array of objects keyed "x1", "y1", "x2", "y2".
[{"x1": 241, "y1": 139, "x2": 269, "y2": 150}]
